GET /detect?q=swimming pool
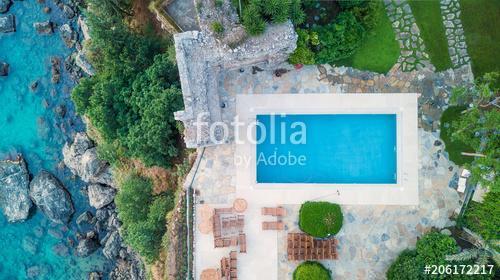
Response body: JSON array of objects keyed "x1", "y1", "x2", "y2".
[{"x1": 256, "y1": 114, "x2": 397, "y2": 184}]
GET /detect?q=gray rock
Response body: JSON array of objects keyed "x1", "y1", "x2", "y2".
[
  {"x1": 59, "y1": 23, "x2": 77, "y2": 48},
  {"x1": 95, "y1": 208, "x2": 110, "y2": 222},
  {"x1": 63, "y1": 133, "x2": 116, "y2": 188},
  {"x1": 75, "y1": 51, "x2": 95, "y2": 76},
  {"x1": 440, "y1": 228, "x2": 452, "y2": 236},
  {"x1": 62, "y1": 4, "x2": 75, "y2": 19},
  {"x1": 0, "y1": 14, "x2": 14, "y2": 33},
  {"x1": 76, "y1": 211, "x2": 95, "y2": 226},
  {"x1": 88, "y1": 184, "x2": 116, "y2": 209},
  {"x1": 34, "y1": 21, "x2": 53, "y2": 34},
  {"x1": 0, "y1": 60, "x2": 11, "y2": 75},
  {"x1": 76, "y1": 235, "x2": 100, "y2": 257},
  {"x1": 0, "y1": 156, "x2": 32, "y2": 222},
  {"x1": 29, "y1": 171, "x2": 74, "y2": 224},
  {"x1": 89, "y1": 272, "x2": 102, "y2": 280},
  {"x1": 102, "y1": 231, "x2": 122, "y2": 260},
  {"x1": 0, "y1": 0, "x2": 11, "y2": 14}
]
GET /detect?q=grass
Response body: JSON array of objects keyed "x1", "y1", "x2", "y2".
[
  {"x1": 335, "y1": 2, "x2": 400, "y2": 74},
  {"x1": 293, "y1": 261, "x2": 331, "y2": 280},
  {"x1": 439, "y1": 106, "x2": 474, "y2": 165},
  {"x1": 299, "y1": 201, "x2": 343, "y2": 238},
  {"x1": 460, "y1": 0, "x2": 500, "y2": 77},
  {"x1": 408, "y1": 0, "x2": 453, "y2": 71}
]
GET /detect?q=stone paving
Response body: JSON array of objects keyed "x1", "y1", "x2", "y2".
[
  {"x1": 440, "y1": 0, "x2": 471, "y2": 67},
  {"x1": 385, "y1": 0, "x2": 433, "y2": 72},
  {"x1": 221, "y1": 62, "x2": 472, "y2": 132},
  {"x1": 277, "y1": 130, "x2": 462, "y2": 280}
]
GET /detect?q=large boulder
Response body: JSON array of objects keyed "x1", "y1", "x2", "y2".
[
  {"x1": 0, "y1": 0, "x2": 11, "y2": 14},
  {"x1": 0, "y1": 14, "x2": 14, "y2": 33},
  {"x1": 34, "y1": 21, "x2": 53, "y2": 34},
  {"x1": 29, "y1": 171, "x2": 74, "y2": 224},
  {"x1": 88, "y1": 184, "x2": 116, "y2": 209},
  {"x1": 76, "y1": 232, "x2": 100, "y2": 257},
  {"x1": 63, "y1": 133, "x2": 115, "y2": 187},
  {"x1": 0, "y1": 156, "x2": 32, "y2": 222},
  {"x1": 102, "y1": 231, "x2": 121, "y2": 260},
  {"x1": 59, "y1": 23, "x2": 77, "y2": 48},
  {"x1": 0, "y1": 61, "x2": 8, "y2": 76},
  {"x1": 75, "y1": 51, "x2": 95, "y2": 76}
]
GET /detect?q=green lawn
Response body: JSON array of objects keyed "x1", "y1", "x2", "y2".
[
  {"x1": 460, "y1": 0, "x2": 500, "y2": 77},
  {"x1": 439, "y1": 106, "x2": 474, "y2": 165},
  {"x1": 336, "y1": 3, "x2": 400, "y2": 74},
  {"x1": 408, "y1": 0, "x2": 453, "y2": 71}
]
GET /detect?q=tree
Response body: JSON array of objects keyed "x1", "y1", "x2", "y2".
[
  {"x1": 449, "y1": 72, "x2": 499, "y2": 190},
  {"x1": 116, "y1": 174, "x2": 175, "y2": 263},
  {"x1": 314, "y1": 12, "x2": 366, "y2": 63},
  {"x1": 125, "y1": 54, "x2": 184, "y2": 167}
]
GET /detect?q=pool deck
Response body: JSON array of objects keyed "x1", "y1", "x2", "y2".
[
  {"x1": 190, "y1": 64, "x2": 465, "y2": 280},
  {"x1": 236, "y1": 93, "x2": 419, "y2": 205}
]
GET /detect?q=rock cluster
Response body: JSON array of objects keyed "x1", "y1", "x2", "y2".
[
  {"x1": 50, "y1": 57, "x2": 61, "y2": 83},
  {"x1": 59, "y1": 23, "x2": 77, "y2": 48},
  {"x1": 29, "y1": 171, "x2": 74, "y2": 224},
  {"x1": 34, "y1": 21, "x2": 53, "y2": 34},
  {"x1": 0, "y1": 156, "x2": 32, "y2": 222},
  {"x1": 0, "y1": 14, "x2": 15, "y2": 33},
  {"x1": 63, "y1": 132, "x2": 115, "y2": 187}
]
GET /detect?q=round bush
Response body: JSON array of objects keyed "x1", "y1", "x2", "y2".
[
  {"x1": 293, "y1": 261, "x2": 331, "y2": 280},
  {"x1": 299, "y1": 201, "x2": 343, "y2": 238}
]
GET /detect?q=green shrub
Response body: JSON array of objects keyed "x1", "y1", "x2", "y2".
[
  {"x1": 314, "y1": 11, "x2": 365, "y2": 63},
  {"x1": 464, "y1": 191, "x2": 500, "y2": 243},
  {"x1": 293, "y1": 261, "x2": 331, "y2": 280},
  {"x1": 241, "y1": 0, "x2": 304, "y2": 35},
  {"x1": 242, "y1": 1, "x2": 266, "y2": 35},
  {"x1": 288, "y1": 29, "x2": 317, "y2": 65},
  {"x1": 299, "y1": 201, "x2": 343, "y2": 238},
  {"x1": 416, "y1": 232, "x2": 459, "y2": 267},
  {"x1": 116, "y1": 174, "x2": 175, "y2": 263},
  {"x1": 215, "y1": 0, "x2": 224, "y2": 8},
  {"x1": 338, "y1": 0, "x2": 366, "y2": 9},
  {"x1": 211, "y1": 21, "x2": 224, "y2": 34},
  {"x1": 387, "y1": 249, "x2": 420, "y2": 280}
]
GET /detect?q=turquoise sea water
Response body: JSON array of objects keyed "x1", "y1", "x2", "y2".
[
  {"x1": 0, "y1": 1, "x2": 112, "y2": 279},
  {"x1": 256, "y1": 114, "x2": 397, "y2": 184}
]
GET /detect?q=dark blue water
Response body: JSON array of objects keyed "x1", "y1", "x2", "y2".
[
  {"x1": 256, "y1": 114, "x2": 397, "y2": 184},
  {"x1": 0, "y1": 1, "x2": 112, "y2": 279}
]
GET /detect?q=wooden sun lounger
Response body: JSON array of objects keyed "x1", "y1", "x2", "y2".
[
  {"x1": 261, "y1": 206, "x2": 287, "y2": 217},
  {"x1": 239, "y1": 233, "x2": 246, "y2": 253},
  {"x1": 215, "y1": 207, "x2": 234, "y2": 215},
  {"x1": 262, "y1": 221, "x2": 285, "y2": 230}
]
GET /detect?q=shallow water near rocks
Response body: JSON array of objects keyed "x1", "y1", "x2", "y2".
[{"x1": 0, "y1": 1, "x2": 113, "y2": 279}]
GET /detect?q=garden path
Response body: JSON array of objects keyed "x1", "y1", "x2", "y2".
[
  {"x1": 384, "y1": 0, "x2": 433, "y2": 72},
  {"x1": 439, "y1": 0, "x2": 471, "y2": 67}
]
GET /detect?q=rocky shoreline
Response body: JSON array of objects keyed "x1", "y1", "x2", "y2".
[{"x1": 0, "y1": 1, "x2": 144, "y2": 279}]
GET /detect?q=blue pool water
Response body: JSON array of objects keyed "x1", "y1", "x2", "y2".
[
  {"x1": 0, "y1": 1, "x2": 113, "y2": 279},
  {"x1": 256, "y1": 114, "x2": 397, "y2": 184}
]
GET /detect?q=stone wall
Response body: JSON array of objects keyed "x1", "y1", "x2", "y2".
[{"x1": 174, "y1": 23, "x2": 297, "y2": 148}]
